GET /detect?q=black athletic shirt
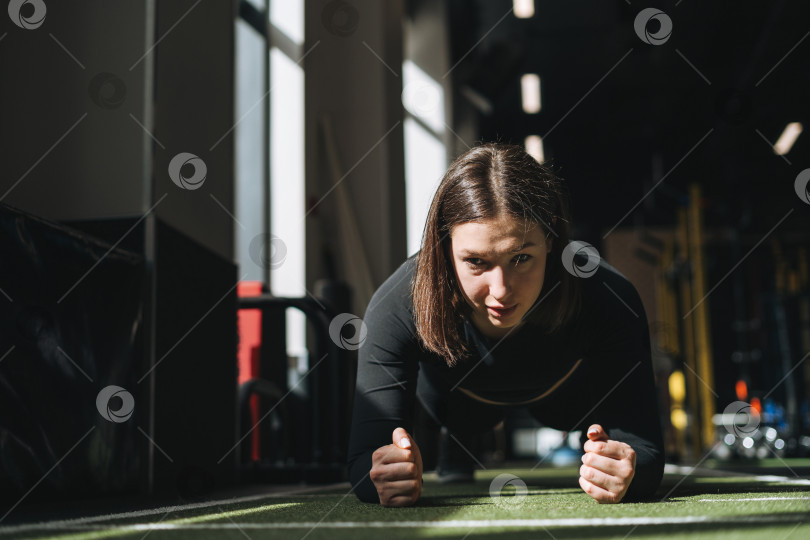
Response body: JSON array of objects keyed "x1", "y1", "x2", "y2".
[{"x1": 347, "y1": 252, "x2": 665, "y2": 503}]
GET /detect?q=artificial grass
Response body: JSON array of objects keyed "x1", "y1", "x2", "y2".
[{"x1": 3, "y1": 466, "x2": 809, "y2": 540}]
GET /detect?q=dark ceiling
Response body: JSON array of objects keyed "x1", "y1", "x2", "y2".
[{"x1": 448, "y1": 0, "x2": 810, "y2": 244}]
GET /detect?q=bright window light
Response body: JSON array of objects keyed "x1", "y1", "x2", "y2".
[
  {"x1": 774, "y1": 122, "x2": 803, "y2": 155},
  {"x1": 525, "y1": 135, "x2": 544, "y2": 163},
  {"x1": 270, "y1": 47, "x2": 306, "y2": 365},
  {"x1": 235, "y1": 18, "x2": 266, "y2": 283},
  {"x1": 514, "y1": 0, "x2": 534, "y2": 19},
  {"x1": 402, "y1": 60, "x2": 445, "y2": 135},
  {"x1": 521, "y1": 73, "x2": 541, "y2": 114},
  {"x1": 404, "y1": 117, "x2": 445, "y2": 257},
  {"x1": 271, "y1": 0, "x2": 304, "y2": 46}
]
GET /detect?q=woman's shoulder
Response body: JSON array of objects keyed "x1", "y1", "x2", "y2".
[
  {"x1": 577, "y1": 257, "x2": 646, "y2": 323},
  {"x1": 364, "y1": 253, "x2": 418, "y2": 320}
]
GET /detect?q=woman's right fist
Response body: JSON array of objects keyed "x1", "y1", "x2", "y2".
[{"x1": 370, "y1": 427, "x2": 423, "y2": 507}]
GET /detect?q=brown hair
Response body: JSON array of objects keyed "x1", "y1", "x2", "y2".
[{"x1": 411, "y1": 143, "x2": 581, "y2": 367}]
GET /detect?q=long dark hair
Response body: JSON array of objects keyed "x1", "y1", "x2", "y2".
[{"x1": 411, "y1": 143, "x2": 580, "y2": 367}]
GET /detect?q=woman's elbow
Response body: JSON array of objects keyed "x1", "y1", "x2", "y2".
[{"x1": 625, "y1": 452, "x2": 665, "y2": 501}]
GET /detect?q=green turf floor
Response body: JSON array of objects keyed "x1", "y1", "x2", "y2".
[{"x1": 2, "y1": 465, "x2": 809, "y2": 540}]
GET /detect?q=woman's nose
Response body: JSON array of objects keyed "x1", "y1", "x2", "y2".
[{"x1": 488, "y1": 266, "x2": 511, "y2": 299}]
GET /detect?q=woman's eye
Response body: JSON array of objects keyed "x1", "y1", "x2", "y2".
[
  {"x1": 513, "y1": 254, "x2": 531, "y2": 265},
  {"x1": 465, "y1": 258, "x2": 484, "y2": 267}
]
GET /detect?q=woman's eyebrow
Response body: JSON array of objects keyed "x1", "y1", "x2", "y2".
[
  {"x1": 513, "y1": 241, "x2": 536, "y2": 250},
  {"x1": 459, "y1": 242, "x2": 536, "y2": 256}
]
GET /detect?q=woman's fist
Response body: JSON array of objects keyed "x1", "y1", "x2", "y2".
[
  {"x1": 578, "y1": 424, "x2": 636, "y2": 503},
  {"x1": 370, "y1": 427, "x2": 423, "y2": 507}
]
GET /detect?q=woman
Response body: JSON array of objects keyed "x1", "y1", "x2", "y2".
[{"x1": 347, "y1": 143, "x2": 664, "y2": 507}]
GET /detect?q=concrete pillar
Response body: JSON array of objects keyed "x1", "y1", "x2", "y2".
[{"x1": 304, "y1": 0, "x2": 407, "y2": 313}]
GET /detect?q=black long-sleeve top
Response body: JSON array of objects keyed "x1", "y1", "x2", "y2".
[{"x1": 347, "y1": 253, "x2": 665, "y2": 504}]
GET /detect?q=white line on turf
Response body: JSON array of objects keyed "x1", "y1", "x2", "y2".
[
  {"x1": 0, "y1": 482, "x2": 350, "y2": 534},
  {"x1": 4, "y1": 467, "x2": 807, "y2": 536},
  {"x1": 751, "y1": 475, "x2": 810, "y2": 485},
  {"x1": 698, "y1": 497, "x2": 810, "y2": 502},
  {"x1": 663, "y1": 464, "x2": 810, "y2": 485},
  {"x1": 3, "y1": 515, "x2": 809, "y2": 533}
]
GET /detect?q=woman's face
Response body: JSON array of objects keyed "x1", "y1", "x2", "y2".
[{"x1": 450, "y1": 215, "x2": 552, "y2": 339}]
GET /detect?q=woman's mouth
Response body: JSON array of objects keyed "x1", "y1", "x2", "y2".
[{"x1": 487, "y1": 304, "x2": 517, "y2": 318}]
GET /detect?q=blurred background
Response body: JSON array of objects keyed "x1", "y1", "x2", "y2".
[{"x1": 1, "y1": 0, "x2": 809, "y2": 508}]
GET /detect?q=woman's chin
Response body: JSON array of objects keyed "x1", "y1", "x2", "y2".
[
  {"x1": 486, "y1": 313, "x2": 522, "y2": 329},
  {"x1": 493, "y1": 322, "x2": 522, "y2": 333},
  {"x1": 473, "y1": 309, "x2": 523, "y2": 336}
]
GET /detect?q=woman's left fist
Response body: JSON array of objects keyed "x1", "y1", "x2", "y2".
[{"x1": 578, "y1": 424, "x2": 636, "y2": 503}]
